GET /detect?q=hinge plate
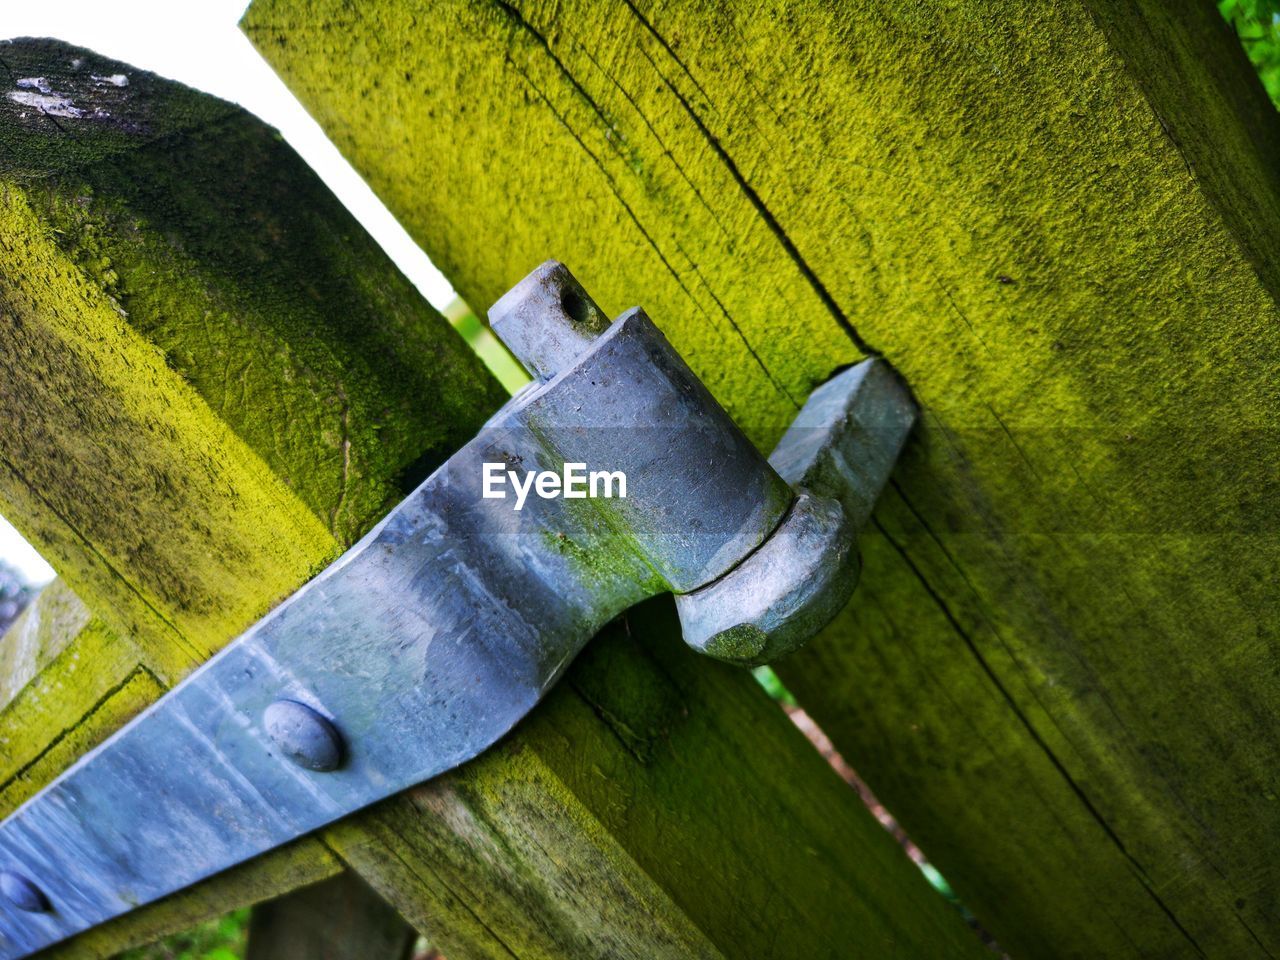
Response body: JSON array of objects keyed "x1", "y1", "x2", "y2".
[{"x1": 0, "y1": 262, "x2": 913, "y2": 956}]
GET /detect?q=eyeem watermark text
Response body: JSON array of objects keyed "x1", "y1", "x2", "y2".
[{"x1": 483, "y1": 463, "x2": 627, "y2": 511}]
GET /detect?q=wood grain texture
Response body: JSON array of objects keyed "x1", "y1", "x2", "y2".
[
  {"x1": 0, "y1": 38, "x2": 980, "y2": 960},
  {"x1": 241, "y1": 1, "x2": 1280, "y2": 956}
]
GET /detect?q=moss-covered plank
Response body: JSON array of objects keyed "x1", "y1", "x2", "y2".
[
  {"x1": 0, "y1": 580, "x2": 90, "y2": 708},
  {"x1": 0, "y1": 38, "x2": 505, "y2": 681},
  {"x1": 242, "y1": 0, "x2": 1280, "y2": 955},
  {"x1": 0, "y1": 176, "x2": 332, "y2": 680},
  {"x1": 0, "y1": 39, "x2": 980, "y2": 959},
  {"x1": 0, "y1": 605, "x2": 153, "y2": 816}
]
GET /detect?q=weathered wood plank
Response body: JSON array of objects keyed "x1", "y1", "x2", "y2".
[
  {"x1": 241, "y1": 0, "x2": 1280, "y2": 956},
  {"x1": 0, "y1": 39, "x2": 981, "y2": 959},
  {"x1": 246, "y1": 872, "x2": 416, "y2": 960},
  {"x1": 0, "y1": 40, "x2": 502, "y2": 682}
]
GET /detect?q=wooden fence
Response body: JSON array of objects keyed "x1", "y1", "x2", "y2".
[
  {"x1": 1, "y1": 0, "x2": 1279, "y2": 956},
  {"x1": 0, "y1": 29, "x2": 979, "y2": 960}
]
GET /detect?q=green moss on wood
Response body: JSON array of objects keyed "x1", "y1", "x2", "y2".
[
  {"x1": 0, "y1": 36, "x2": 952, "y2": 960},
  {"x1": 0, "y1": 580, "x2": 89, "y2": 708},
  {"x1": 242, "y1": 0, "x2": 1280, "y2": 955},
  {"x1": 245, "y1": 1, "x2": 856, "y2": 449},
  {"x1": 0, "y1": 38, "x2": 506, "y2": 679},
  {"x1": 0, "y1": 181, "x2": 336, "y2": 678},
  {"x1": 21, "y1": 113, "x2": 505, "y2": 545},
  {"x1": 0, "y1": 38, "x2": 235, "y2": 180},
  {"x1": 0, "y1": 589, "x2": 144, "y2": 814}
]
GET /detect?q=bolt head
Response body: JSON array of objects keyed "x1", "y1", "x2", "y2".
[
  {"x1": 0, "y1": 871, "x2": 48, "y2": 913},
  {"x1": 264, "y1": 699, "x2": 344, "y2": 772}
]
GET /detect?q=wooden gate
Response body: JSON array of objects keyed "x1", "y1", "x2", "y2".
[{"x1": 1, "y1": 0, "x2": 1279, "y2": 956}]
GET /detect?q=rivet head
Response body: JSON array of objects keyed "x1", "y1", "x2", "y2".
[
  {"x1": 263, "y1": 699, "x2": 344, "y2": 772},
  {"x1": 0, "y1": 871, "x2": 48, "y2": 913}
]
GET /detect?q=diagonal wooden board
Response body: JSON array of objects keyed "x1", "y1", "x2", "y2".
[
  {"x1": 0, "y1": 38, "x2": 982, "y2": 959},
  {"x1": 240, "y1": 0, "x2": 1280, "y2": 956}
]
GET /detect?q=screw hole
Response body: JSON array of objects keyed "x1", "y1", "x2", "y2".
[{"x1": 560, "y1": 287, "x2": 590, "y2": 325}]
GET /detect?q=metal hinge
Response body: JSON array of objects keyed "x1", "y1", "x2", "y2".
[{"x1": 0, "y1": 262, "x2": 914, "y2": 956}]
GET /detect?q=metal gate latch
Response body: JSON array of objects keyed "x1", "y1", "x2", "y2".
[{"x1": 0, "y1": 261, "x2": 914, "y2": 956}]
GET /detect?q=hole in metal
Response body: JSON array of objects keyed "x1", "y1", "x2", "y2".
[{"x1": 560, "y1": 286, "x2": 590, "y2": 325}]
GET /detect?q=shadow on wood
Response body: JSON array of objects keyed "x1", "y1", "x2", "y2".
[{"x1": 247, "y1": 871, "x2": 417, "y2": 960}]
